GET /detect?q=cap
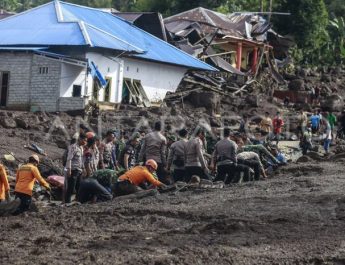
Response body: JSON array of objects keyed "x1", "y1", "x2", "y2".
[{"x1": 30, "y1": 154, "x2": 40, "y2": 163}]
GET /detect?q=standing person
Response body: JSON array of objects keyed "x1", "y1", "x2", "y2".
[
  {"x1": 0, "y1": 163, "x2": 10, "y2": 202},
  {"x1": 272, "y1": 112, "x2": 284, "y2": 146},
  {"x1": 310, "y1": 111, "x2": 321, "y2": 134},
  {"x1": 340, "y1": 110, "x2": 345, "y2": 138},
  {"x1": 323, "y1": 121, "x2": 332, "y2": 155},
  {"x1": 317, "y1": 109, "x2": 323, "y2": 133},
  {"x1": 259, "y1": 112, "x2": 272, "y2": 136},
  {"x1": 185, "y1": 128, "x2": 210, "y2": 182},
  {"x1": 327, "y1": 111, "x2": 337, "y2": 139},
  {"x1": 84, "y1": 137, "x2": 99, "y2": 177},
  {"x1": 13, "y1": 155, "x2": 50, "y2": 215},
  {"x1": 212, "y1": 128, "x2": 250, "y2": 183},
  {"x1": 166, "y1": 135, "x2": 177, "y2": 161},
  {"x1": 114, "y1": 159, "x2": 166, "y2": 197},
  {"x1": 118, "y1": 133, "x2": 140, "y2": 171},
  {"x1": 297, "y1": 109, "x2": 308, "y2": 138},
  {"x1": 300, "y1": 126, "x2": 313, "y2": 155},
  {"x1": 138, "y1": 121, "x2": 168, "y2": 183},
  {"x1": 167, "y1": 129, "x2": 188, "y2": 183},
  {"x1": 99, "y1": 130, "x2": 116, "y2": 170},
  {"x1": 64, "y1": 133, "x2": 87, "y2": 203}
]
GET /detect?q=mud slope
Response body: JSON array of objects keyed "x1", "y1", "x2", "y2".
[{"x1": 1, "y1": 161, "x2": 345, "y2": 265}]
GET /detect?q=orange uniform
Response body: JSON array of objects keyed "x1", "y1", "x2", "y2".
[
  {"x1": 15, "y1": 163, "x2": 50, "y2": 196},
  {"x1": 118, "y1": 166, "x2": 162, "y2": 187},
  {"x1": 0, "y1": 164, "x2": 10, "y2": 200}
]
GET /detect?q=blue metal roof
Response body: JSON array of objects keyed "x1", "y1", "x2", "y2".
[{"x1": 0, "y1": 1, "x2": 216, "y2": 71}]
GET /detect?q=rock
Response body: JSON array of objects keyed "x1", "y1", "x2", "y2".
[
  {"x1": 15, "y1": 118, "x2": 29, "y2": 129},
  {"x1": 186, "y1": 91, "x2": 220, "y2": 116},
  {"x1": 321, "y1": 74, "x2": 332, "y2": 82},
  {"x1": 245, "y1": 95, "x2": 259, "y2": 108},
  {"x1": 209, "y1": 117, "x2": 221, "y2": 127},
  {"x1": 330, "y1": 153, "x2": 345, "y2": 161},
  {"x1": 306, "y1": 151, "x2": 323, "y2": 161},
  {"x1": 0, "y1": 116, "x2": 17, "y2": 129},
  {"x1": 288, "y1": 79, "x2": 305, "y2": 91},
  {"x1": 320, "y1": 95, "x2": 344, "y2": 112},
  {"x1": 138, "y1": 110, "x2": 149, "y2": 118},
  {"x1": 296, "y1": 155, "x2": 311, "y2": 163},
  {"x1": 53, "y1": 136, "x2": 68, "y2": 149}
]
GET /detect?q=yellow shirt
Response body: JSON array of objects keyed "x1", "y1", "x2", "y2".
[
  {"x1": 0, "y1": 164, "x2": 10, "y2": 200},
  {"x1": 118, "y1": 166, "x2": 162, "y2": 187},
  {"x1": 15, "y1": 163, "x2": 50, "y2": 196}
]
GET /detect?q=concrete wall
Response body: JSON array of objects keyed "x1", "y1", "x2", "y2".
[
  {"x1": 123, "y1": 58, "x2": 187, "y2": 102},
  {"x1": 60, "y1": 63, "x2": 86, "y2": 97},
  {"x1": 58, "y1": 97, "x2": 85, "y2": 111},
  {"x1": 86, "y1": 52, "x2": 123, "y2": 103},
  {"x1": 30, "y1": 54, "x2": 61, "y2": 112},
  {"x1": 0, "y1": 52, "x2": 32, "y2": 110}
]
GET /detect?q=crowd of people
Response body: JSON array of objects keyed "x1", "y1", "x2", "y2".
[{"x1": 1, "y1": 108, "x2": 345, "y2": 215}]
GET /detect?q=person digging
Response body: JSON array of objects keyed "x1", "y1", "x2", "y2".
[
  {"x1": 13, "y1": 154, "x2": 51, "y2": 215},
  {"x1": 114, "y1": 159, "x2": 167, "y2": 197}
]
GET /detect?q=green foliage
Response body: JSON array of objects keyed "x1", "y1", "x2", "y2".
[{"x1": 273, "y1": 0, "x2": 329, "y2": 64}]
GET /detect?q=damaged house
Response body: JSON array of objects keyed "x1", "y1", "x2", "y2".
[
  {"x1": 0, "y1": 1, "x2": 215, "y2": 112},
  {"x1": 164, "y1": 7, "x2": 291, "y2": 83}
]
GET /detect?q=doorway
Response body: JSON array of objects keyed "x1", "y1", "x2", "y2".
[{"x1": 0, "y1": 72, "x2": 9, "y2": 107}]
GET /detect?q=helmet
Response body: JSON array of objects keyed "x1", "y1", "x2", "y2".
[
  {"x1": 29, "y1": 154, "x2": 40, "y2": 164},
  {"x1": 145, "y1": 159, "x2": 158, "y2": 170},
  {"x1": 86, "y1": 131, "x2": 95, "y2": 139}
]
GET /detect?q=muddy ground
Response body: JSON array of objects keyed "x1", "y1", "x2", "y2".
[{"x1": 1, "y1": 160, "x2": 345, "y2": 265}]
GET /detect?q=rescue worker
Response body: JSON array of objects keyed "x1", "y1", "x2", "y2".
[
  {"x1": 300, "y1": 126, "x2": 313, "y2": 155},
  {"x1": 0, "y1": 163, "x2": 10, "y2": 202},
  {"x1": 99, "y1": 130, "x2": 116, "y2": 169},
  {"x1": 167, "y1": 128, "x2": 188, "y2": 182},
  {"x1": 114, "y1": 159, "x2": 166, "y2": 197},
  {"x1": 13, "y1": 154, "x2": 50, "y2": 215},
  {"x1": 185, "y1": 128, "x2": 210, "y2": 182},
  {"x1": 138, "y1": 121, "x2": 168, "y2": 183},
  {"x1": 118, "y1": 133, "x2": 140, "y2": 171},
  {"x1": 212, "y1": 128, "x2": 250, "y2": 183},
  {"x1": 84, "y1": 136, "x2": 99, "y2": 177},
  {"x1": 64, "y1": 133, "x2": 87, "y2": 203},
  {"x1": 237, "y1": 151, "x2": 267, "y2": 180},
  {"x1": 77, "y1": 178, "x2": 112, "y2": 204},
  {"x1": 259, "y1": 112, "x2": 272, "y2": 136}
]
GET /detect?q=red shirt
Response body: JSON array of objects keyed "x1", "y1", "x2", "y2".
[{"x1": 273, "y1": 117, "x2": 284, "y2": 134}]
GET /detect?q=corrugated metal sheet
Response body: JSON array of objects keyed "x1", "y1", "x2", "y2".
[{"x1": 0, "y1": 1, "x2": 216, "y2": 71}]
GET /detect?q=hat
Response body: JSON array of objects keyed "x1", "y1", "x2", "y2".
[{"x1": 29, "y1": 154, "x2": 40, "y2": 163}]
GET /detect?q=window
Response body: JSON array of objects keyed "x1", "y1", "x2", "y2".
[
  {"x1": 72, "y1": 85, "x2": 82, "y2": 97},
  {"x1": 39, "y1": 67, "x2": 49, "y2": 74},
  {"x1": 122, "y1": 78, "x2": 150, "y2": 107}
]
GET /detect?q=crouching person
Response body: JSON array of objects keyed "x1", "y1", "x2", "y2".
[
  {"x1": 77, "y1": 178, "x2": 112, "y2": 204},
  {"x1": 13, "y1": 154, "x2": 50, "y2": 215},
  {"x1": 114, "y1": 159, "x2": 166, "y2": 197}
]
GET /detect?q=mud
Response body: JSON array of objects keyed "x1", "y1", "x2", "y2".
[{"x1": 1, "y1": 161, "x2": 345, "y2": 265}]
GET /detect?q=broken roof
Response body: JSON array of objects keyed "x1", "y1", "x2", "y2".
[
  {"x1": 165, "y1": 7, "x2": 271, "y2": 40},
  {"x1": 0, "y1": 1, "x2": 216, "y2": 71}
]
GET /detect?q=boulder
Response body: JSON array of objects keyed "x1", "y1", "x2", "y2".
[
  {"x1": 0, "y1": 116, "x2": 17, "y2": 129},
  {"x1": 186, "y1": 91, "x2": 220, "y2": 116},
  {"x1": 288, "y1": 79, "x2": 305, "y2": 91},
  {"x1": 320, "y1": 94, "x2": 344, "y2": 112},
  {"x1": 296, "y1": 155, "x2": 311, "y2": 163},
  {"x1": 15, "y1": 118, "x2": 29, "y2": 129}
]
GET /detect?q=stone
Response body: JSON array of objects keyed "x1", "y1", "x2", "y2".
[
  {"x1": 320, "y1": 95, "x2": 344, "y2": 112},
  {"x1": 0, "y1": 117, "x2": 17, "y2": 129},
  {"x1": 186, "y1": 91, "x2": 220, "y2": 116},
  {"x1": 288, "y1": 79, "x2": 305, "y2": 91},
  {"x1": 15, "y1": 118, "x2": 29, "y2": 129},
  {"x1": 296, "y1": 156, "x2": 311, "y2": 163}
]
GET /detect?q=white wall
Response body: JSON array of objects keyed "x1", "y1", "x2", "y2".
[
  {"x1": 123, "y1": 58, "x2": 187, "y2": 102},
  {"x1": 60, "y1": 63, "x2": 86, "y2": 97},
  {"x1": 86, "y1": 52, "x2": 123, "y2": 103}
]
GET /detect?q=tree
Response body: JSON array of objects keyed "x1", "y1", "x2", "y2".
[{"x1": 273, "y1": 0, "x2": 329, "y2": 64}]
